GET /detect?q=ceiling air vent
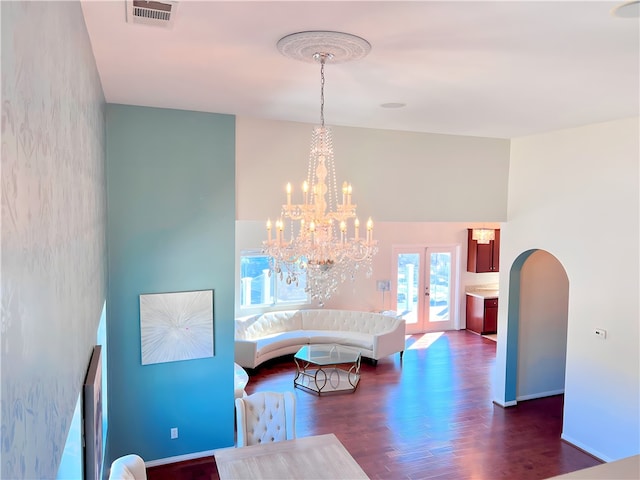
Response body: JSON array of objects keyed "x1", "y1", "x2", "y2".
[{"x1": 126, "y1": 1, "x2": 178, "y2": 28}]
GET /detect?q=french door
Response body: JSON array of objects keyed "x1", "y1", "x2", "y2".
[{"x1": 392, "y1": 245, "x2": 457, "y2": 334}]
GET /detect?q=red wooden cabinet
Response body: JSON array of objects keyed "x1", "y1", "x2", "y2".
[
  {"x1": 467, "y1": 229, "x2": 500, "y2": 273},
  {"x1": 466, "y1": 295, "x2": 498, "y2": 335}
]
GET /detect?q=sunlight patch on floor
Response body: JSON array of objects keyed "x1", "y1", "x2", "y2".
[{"x1": 407, "y1": 331, "x2": 444, "y2": 350}]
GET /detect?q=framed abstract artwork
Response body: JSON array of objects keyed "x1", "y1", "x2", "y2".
[
  {"x1": 139, "y1": 289, "x2": 214, "y2": 365},
  {"x1": 83, "y1": 345, "x2": 103, "y2": 480}
]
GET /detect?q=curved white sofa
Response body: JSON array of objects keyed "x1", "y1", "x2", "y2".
[{"x1": 235, "y1": 309, "x2": 406, "y2": 369}]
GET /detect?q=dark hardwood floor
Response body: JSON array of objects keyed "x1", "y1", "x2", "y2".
[{"x1": 147, "y1": 331, "x2": 601, "y2": 480}]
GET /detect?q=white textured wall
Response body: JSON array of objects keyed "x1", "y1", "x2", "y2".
[
  {"x1": 495, "y1": 117, "x2": 639, "y2": 461},
  {"x1": 1, "y1": 2, "x2": 106, "y2": 478},
  {"x1": 517, "y1": 250, "x2": 568, "y2": 400}
]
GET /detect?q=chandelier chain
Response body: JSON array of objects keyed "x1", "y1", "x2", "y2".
[{"x1": 319, "y1": 56, "x2": 325, "y2": 127}]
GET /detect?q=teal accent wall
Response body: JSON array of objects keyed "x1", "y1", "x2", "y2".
[
  {"x1": 504, "y1": 249, "x2": 537, "y2": 403},
  {"x1": 106, "y1": 104, "x2": 236, "y2": 461}
]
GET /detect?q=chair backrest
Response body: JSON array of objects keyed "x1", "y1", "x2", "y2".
[
  {"x1": 235, "y1": 391, "x2": 296, "y2": 447},
  {"x1": 108, "y1": 454, "x2": 147, "y2": 480}
]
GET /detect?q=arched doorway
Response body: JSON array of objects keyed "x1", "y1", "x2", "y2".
[{"x1": 503, "y1": 249, "x2": 569, "y2": 404}]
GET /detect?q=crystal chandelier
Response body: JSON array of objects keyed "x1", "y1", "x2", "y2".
[{"x1": 263, "y1": 31, "x2": 378, "y2": 306}]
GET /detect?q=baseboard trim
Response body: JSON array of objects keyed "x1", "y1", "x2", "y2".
[
  {"x1": 493, "y1": 399, "x2": 517, "y2": 408},
  {"x1": 560, "y1": 434, "x2": 609, "y2": 463},
  {"x1": 144, "y1": 449, "x2": 219, "y2": 468},
  {"x1": 516, "y1": 389, "x2": 564, "y2": 401}
]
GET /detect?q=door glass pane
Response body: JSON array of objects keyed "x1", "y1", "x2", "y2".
[
  {"x1": 429, "y1": 252, "x2": 451, "y2": 322},
  {"x1": 397, "y1": 253, "x2": 420, "y2": 325}
]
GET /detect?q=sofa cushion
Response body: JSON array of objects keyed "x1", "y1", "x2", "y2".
[
  {"x1": 238, "y1": 311, "x2": 303, "y2": 341},
  {"x1": 304, "y1": 330, "x2": 374, "y2": 350},
  {"x1": 235, "y1": 314, "x2": 260, "y2": 340},
  {"x1": 334, "y1": 331, "x2": 374, "y2": 350},
  {"x1": 303, "y1": 330, "x2": 347, "y2": 345},
  {"x1": 255, "y1": 331, "x2": 310, "y2": 356},
  {"x1": 301, "y1": 309, "x2": 399, "y2": 334}
]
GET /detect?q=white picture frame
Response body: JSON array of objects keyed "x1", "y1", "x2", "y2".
[{"x1": 139, "y1": 289, "x2": 214, "y2": 365}]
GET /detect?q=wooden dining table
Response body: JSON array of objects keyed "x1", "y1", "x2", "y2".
[{"x1": 213, "y1": 433, "x2": 369, "y2": 479}]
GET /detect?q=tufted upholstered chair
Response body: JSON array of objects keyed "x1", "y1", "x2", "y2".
[
  {"x1": 108, "y1": 454, "x2": 147, "y2": 480},
  {"x1": 235, "y1": 391, "x2": 296, "y2": 447}
]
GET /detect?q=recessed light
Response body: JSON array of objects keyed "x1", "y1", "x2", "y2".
[
  {"x1": 380, "y1": 103, "x2": 406, "y2": 109},
  {"x1": 611, "y1": 1, "x2": 640, "y2": 18}
]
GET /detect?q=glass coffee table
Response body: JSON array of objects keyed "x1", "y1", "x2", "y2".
[{"x1": 293, "y1": 344, "x2": 361, "y2": 395}]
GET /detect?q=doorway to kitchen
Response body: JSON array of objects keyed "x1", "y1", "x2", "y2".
[{"x1": 392, "y1": 245, "x2": 457, "y2": 334}]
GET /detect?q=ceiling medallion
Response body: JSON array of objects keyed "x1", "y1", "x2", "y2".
[{"x1": 276, "y1": 31, "x2": 371, "y2": 64}]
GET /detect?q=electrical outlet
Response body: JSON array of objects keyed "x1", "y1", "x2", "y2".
[
  {"x1": 170, "y1": 427, "x2": 178, "y2": 439},
  {"x1": 594, "y1": 328, "x2": 607, "y2": 340}
]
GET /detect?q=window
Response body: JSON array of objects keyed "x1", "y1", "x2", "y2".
[{"x1": 240, "y1": 251, "x2": 308, "y2": 308}]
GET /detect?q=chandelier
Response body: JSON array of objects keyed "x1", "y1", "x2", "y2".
[
  {"x1": 263, "y1": 31, "x2": 378, "y2": 306},
  {"x1": 472, "y1": 228, "x2": 495, "y2": 244}
]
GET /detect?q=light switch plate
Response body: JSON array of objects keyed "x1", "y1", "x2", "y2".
[{"x1": 594, "y1": 328, "x2": 607, "y2": 339}]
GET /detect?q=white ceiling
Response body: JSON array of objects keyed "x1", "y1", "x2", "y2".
[{"x1": 81, "y1": 0, "x2": 639, "y2": 139}]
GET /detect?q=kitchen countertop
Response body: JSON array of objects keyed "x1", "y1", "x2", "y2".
[{"x1": 466, "y1": 288, "x2": 499, "y2": 300}]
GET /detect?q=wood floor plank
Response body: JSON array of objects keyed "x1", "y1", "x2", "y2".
[{"x1": 146, "y1": 331, "x2": 601, "y2": 480}]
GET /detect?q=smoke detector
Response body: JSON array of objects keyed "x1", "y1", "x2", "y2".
[{"x1": 126, "y1": 1, "x2": 178, "y2": 28}]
